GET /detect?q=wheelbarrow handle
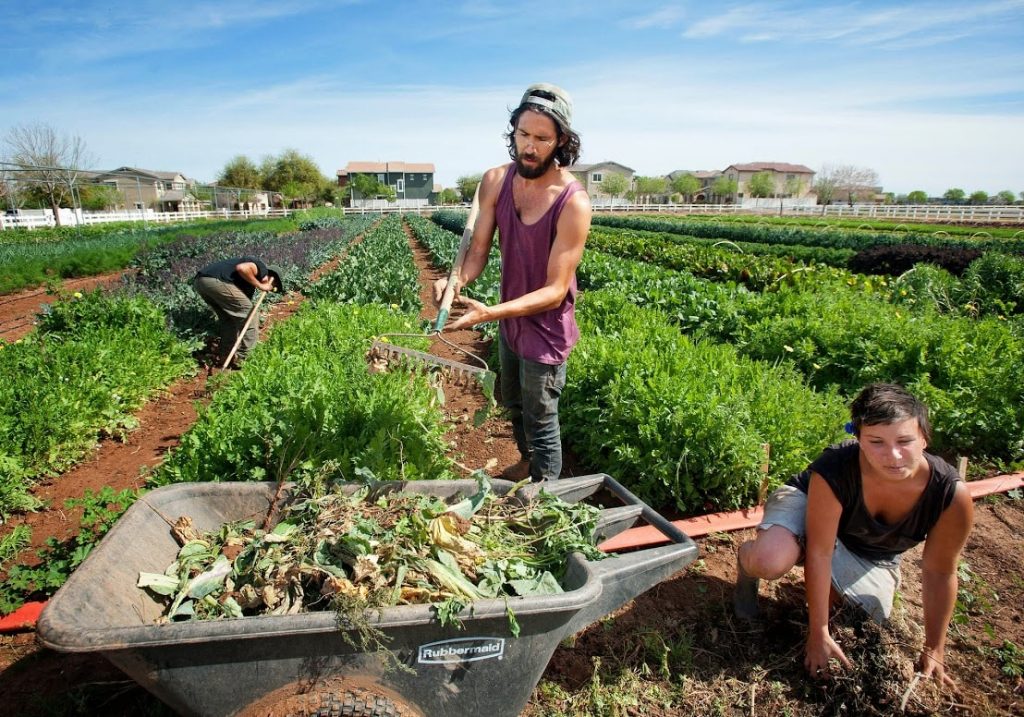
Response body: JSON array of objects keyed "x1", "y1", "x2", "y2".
[
  {"x1": 222, "y1": 289, "x2": 267, "y2": 369},
  {"x1": 433, "y1": 184, "x2": 481, "y2": 333}
]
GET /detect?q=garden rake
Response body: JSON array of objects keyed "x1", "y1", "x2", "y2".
[{"x1": 369, "y1": 185, "x2": 495, "y2": 387}]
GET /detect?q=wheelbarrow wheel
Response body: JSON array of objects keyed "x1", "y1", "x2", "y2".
[{"x1": 291, "y1": 689, "x2": 399, "y2": 717}]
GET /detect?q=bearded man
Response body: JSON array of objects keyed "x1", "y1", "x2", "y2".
[{"x1": 434, "y1": 83, "x2": 592, "y2": 482}]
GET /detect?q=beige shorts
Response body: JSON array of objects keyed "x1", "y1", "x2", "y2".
[{"x1": 760, "y1": 485, "x2": 901, "y2": 622}]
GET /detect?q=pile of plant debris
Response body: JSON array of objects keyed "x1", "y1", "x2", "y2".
[{"x1": 138, "y1": 475, "x2": 605, "y2": 635}]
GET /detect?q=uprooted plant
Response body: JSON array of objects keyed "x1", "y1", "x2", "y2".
[{"x1": 138, "y1": 472, "x2": 605, "y2": 643}]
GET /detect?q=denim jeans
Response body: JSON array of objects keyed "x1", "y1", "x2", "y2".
[{"x1": 498, "y1": 335, "x2": 566, "y2": 482}]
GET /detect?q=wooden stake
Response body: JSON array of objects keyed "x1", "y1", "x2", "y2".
[
  {"x1": 957, "y1": 456, "x2": 969, "y2": 481},
  {"x1": 757, "y1": 443, "x2": 771, "y2": 505}
]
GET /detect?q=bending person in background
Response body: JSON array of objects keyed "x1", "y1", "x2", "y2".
[
  {"x1": 192, "y1": 257, "x2": 282, "y2": 367},
  {"x1": 733, "y1": 382, "x2": 973, "y2": 687},
  {"x1": 434, "y1": 83, "x2": 592, "y2": 482}
]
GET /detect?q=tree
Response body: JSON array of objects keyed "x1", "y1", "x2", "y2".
[
  {"x1": 968, "y1": 190, "x2": 989, "y2": 205},
  {"x1": 2, "y1": 122, "x2": 94, "y2": 226},
  {"x1": 747, "y1": 171, "x2": 776, "y2": 199},
  {"x1": 218, "y1": 155, "x2": 262, "y2": 189},
  {"x1": 906, "y1": 190, "x2": 928, "y2": 204},
  {"x1": 634, "y1": 176, "x2": 668, "y2": 204},
  {"x1": 600, "y1": 173, "x2": 629, "y2": 204},
  {"x1": 711, "y1": 176, "x2": 738, "y2": 202},
  {"x1": 814, "y1": 164, "x2": 879, "y2": 206},
  {"x1": 456, "y1": 174, "x2": 482, "y2": 202},
  {"x1": 261, "y1": 149, "x2": 329, "y2": 204},
  {"x1": 995, "y1": 190, "x2": 1015, "y2": 205},
  {"x1": 943, "y1": 188, "x2": 966, "y2": 203},
  {"x1": 350, "y1": 173, "x2": 395, "y2": 203},
  {"x1": 78, "y1": 184, "x2": 121, "y2": 210},
  {"x1": 671, "y1": 173, "x2": 700, "y2": 203},
  {"x1": 438, "y1": 188, "x2": 460, "y2": 205}
]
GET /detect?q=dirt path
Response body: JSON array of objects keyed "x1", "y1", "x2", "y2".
[{"x1": 0, "y1": 271, "x2": 132, "y2": 343}]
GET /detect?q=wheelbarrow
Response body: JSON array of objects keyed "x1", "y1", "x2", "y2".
[{"x1": 37, "y1": 475, "x2": 698, "y2": 717}]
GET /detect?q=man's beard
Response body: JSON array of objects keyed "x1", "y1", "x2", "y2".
[{"x1": 515, "y1": 150, "x2": 556, "y2": 179}]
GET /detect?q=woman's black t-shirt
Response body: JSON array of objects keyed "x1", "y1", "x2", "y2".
[{"x1": 787, "y1": 441, "x2": 960, "y2": 561}]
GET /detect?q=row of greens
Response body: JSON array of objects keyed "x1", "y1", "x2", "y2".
[
  {"x1": 0, "y1": 292, "x2": 195, "y2": 515},
  {"x1": 577, "y1": 250, "x2": 1024, "y2": 464},
  {"x1": 593, "y1": 214, "x2": 1024, "y2": 254},
  {"x1": 1, "y1": 214, "x2": 391, "y2": 611},
  {"x1": 645, "y1": 211, "x2": 1024, "y2": 239},
  {"x1": 589, "y1": 223, "x2": 1024, "y2": 320},
  {"x1": 0, "y1": 216, "x2": 303, "y2": 295}
]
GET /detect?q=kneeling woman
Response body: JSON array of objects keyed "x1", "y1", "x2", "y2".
[{"x1": 734, "y1": 383, "x2": 973, "y2": 687}]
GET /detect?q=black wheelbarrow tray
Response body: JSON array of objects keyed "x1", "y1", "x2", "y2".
[{"x1": 37, "y1": 474, "x2": 698, "y2": 717}]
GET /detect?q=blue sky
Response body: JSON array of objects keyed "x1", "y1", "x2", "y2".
[{"x1": 2, "y1": 0, "x2": 1022, "y2": 196}]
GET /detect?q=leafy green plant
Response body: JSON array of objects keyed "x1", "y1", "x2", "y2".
[
  {"x1": 0, "y1": 487, "x2": 138, "y2": 613},
  {"x1": 993, "y1": 639, "x2": 1024, "y2": 678},
  {"x1": 0, "y1": 291, "x2": 195, "y2": 514},
  {"x1": 563, "y1": 290, "x2": 846, "y2": 513},
  {"x1": 149, "y1": 301, "x2": 454, "y2": 488}
]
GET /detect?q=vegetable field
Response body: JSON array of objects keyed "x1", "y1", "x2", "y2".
[{"x1": 0, "y1": 210, "x2": 1022, "y2": 716}]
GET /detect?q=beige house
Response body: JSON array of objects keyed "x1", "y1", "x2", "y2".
[
  {"x1": 721, "y1": 162, "x2": 816, "y2": 202},
  {"x1": 89, "y1": 167, "x2": 200, "y2": 211},
  {"x1": 568, "y1": 161, "x2": 636, "y2": 205}
]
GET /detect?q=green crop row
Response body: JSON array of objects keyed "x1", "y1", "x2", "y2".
[
  {"x1": 0, "y1": 217, "x2": 304, "y2": 295},
  {"x1": 128, "y1": 223, "x2": 363, "y2": 342},
  {"x1": 148, "y1": 301, "x2": 453, "y2": 488},
  {"x1": 308, "y1": 215, "x2": 421, "y2": 312},
  {"x1": 645, "y1": 212, "x2": 1023, "y2": 239},
  {"x1": 564, "y1": 289, "x2": 847, "y2": 512},
  {"x1": 592, "y1": 224, "x2": 856, "y2": 268},
  {"x1": 588, "y1": 225, "x2": 851, "y2": 290},
  {"x1": 0, "y1": 291, "x2": 196, "y2": 516},
  {"x1": 593, "y1": 214, "x2": 1024, "y2": 254},
  {"x1": 579, "y1": 249, "x2": 1024, "y2": 463}
]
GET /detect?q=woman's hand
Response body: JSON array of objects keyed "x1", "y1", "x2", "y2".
[
  {"x1": 432, "y1": 277, "x2": 453, "y2": 307},
  {"x1": 804, "y1": 632, "x2": 853, "y2": 678}
]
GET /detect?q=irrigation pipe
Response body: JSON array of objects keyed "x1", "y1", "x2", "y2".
[
  {"x1": 598, "y1": 470, "x2": 1024, "y2": 552},
  {"x1": 2, "y1": 471, "x2": 1022, "y2": 633}
]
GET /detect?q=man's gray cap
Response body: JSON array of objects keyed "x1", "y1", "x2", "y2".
[{"x1": 519, "y1": 83, "x2": 573, "y2": 131}]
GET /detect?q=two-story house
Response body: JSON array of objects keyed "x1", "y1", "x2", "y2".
[
  {"x1": 720, "y1": 162, "x2": 816, "y2": 205},
  {"x1": 568, "y1": 161, "x2": 636, "y2": 206},
  {"x1": 88, "y1": 167, "x2": 201, "y2": 211},
  {"x1": 337, "y1": 161, "x2": 436, "y2": 208}
]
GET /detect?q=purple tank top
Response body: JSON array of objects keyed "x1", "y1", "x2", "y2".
[{"x1": 495, "y1": 164, "x2": 584, "y2": 364}]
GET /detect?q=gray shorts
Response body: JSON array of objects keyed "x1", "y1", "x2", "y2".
[{"x1": 760, "y1": 485, "x2": 901, "y2": 622}]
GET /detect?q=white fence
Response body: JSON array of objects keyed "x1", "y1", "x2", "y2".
[{"x1": 4, "y1": 202, "x2": 1022, "y2": 231}]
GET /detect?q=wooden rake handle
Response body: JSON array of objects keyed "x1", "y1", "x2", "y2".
[
  {"x1": 433, "y1": 184, "x2": 482, "y2": 333},
  {"x1": 222, "y1": 289, "x2": 267, "y2": 369}
]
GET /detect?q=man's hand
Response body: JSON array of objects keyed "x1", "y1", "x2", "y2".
[
  {"x1": 804, "y1": 633, "x2": 853, "y2": 678},
  {"x1": 433, "y1": 277, "x2": 458, "y2": 307},
  {"x1": 917, "y1": 647, "x2": 956, "y2": 689},
  {"x1": 444, "y1": 296, "x2": 490, "y2": 331}
]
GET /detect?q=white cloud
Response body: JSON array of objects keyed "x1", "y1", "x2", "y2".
[{"x1": 681, "y1": 0, "x2": 1024, "y2": 47}]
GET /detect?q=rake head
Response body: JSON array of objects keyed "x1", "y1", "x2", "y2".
[{"x1": 368, "y1": 340, "x2": 494, "y2": 386}]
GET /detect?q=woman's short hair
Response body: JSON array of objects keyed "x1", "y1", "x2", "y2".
[{"x1": 850, "y1": 382, "x2": 931, "y2": 442}]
